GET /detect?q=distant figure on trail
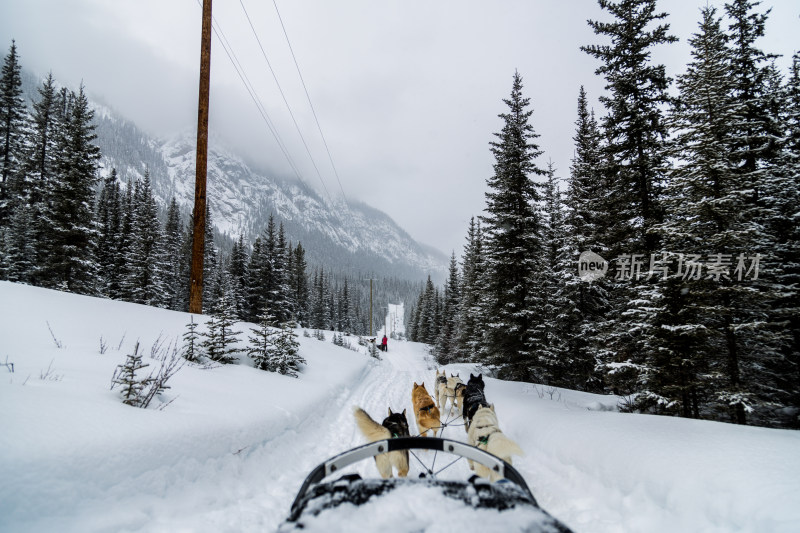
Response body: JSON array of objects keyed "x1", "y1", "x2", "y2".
[{"x1": 380, "y1": 334, "x2": 388, "y2": 352}]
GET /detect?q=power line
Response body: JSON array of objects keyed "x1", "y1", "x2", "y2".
[
  {"x1": 194, "y1": 0, "x2": 309, "y2": 189},
  {"x1": 271, "y1": 0, "x2": 348, "y2": 203},
  {"x1": 239, "y1": 0, "x2": 332, "y2": 202}
]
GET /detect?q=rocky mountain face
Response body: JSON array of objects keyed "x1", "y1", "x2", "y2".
[{"x1": 91, "y1": 109, "x2": 447, "y2": 281}]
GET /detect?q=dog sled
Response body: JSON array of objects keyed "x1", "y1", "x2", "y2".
[{"x1": 278, "y1": 437, "x2": 573, "y2": 532}]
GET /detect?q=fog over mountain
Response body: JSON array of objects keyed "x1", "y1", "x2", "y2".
[{"x1": 20, "y1": 70, "x2": 448, "y2": 282}]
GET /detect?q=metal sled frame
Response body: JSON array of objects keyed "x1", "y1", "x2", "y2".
[{"x1": 290, "y1": 436, "x2": 536, "y2": 515}]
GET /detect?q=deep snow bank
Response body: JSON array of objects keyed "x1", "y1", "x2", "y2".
[{"x1": 0, "y1": 281, "x2": 371, "y2": 532}]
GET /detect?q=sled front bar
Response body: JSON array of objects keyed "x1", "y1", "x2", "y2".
[{"x1": 290, "y1": 437, "x2": 535, "y2": 513}]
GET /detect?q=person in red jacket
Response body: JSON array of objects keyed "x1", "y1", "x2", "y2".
[{"x1": 381, "y1": 334, "x2": 388, "y2": 352}]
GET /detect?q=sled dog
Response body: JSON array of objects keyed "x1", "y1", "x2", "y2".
[
  {"x1": 353, "y1": 406, "x2": 410, "y2": 478},
  {"x1": 435, "y1": 369, "x2": 448, "y2": 409},
  {"x1": 462, "y1": 373, "x2": 488, "y2": 432},
  {"x1": 412, "y1": 382, "x2": 441, "y2": 437},
  {"x1": 445, "y1": 373, "x2": 465, "y2": 417},
  {"x1": 467, "y1": 405, "x2": 524, "y2": 481}
]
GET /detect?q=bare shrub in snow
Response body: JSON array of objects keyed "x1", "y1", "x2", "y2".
[
  {"x1": 46, "y1": 321, "x2": 64, "y2": 349},
  {"x1": 116, "y1": 332, "x2": 127, "y2": 351},
  {"x1": 140, "y1": 341, "x2": 185, "y2": 408},
  {"x1": 39, "y1": 359, "x2": 63, "y2": 381}
]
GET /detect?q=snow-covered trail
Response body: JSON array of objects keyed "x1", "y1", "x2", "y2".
[{"x1": 136, "y1": 337, "x2": 471, "y2": 532}]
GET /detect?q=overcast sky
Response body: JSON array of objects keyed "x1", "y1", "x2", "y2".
[{"x1": 1, "y1": 0, "x2": 798, "y2": 255}]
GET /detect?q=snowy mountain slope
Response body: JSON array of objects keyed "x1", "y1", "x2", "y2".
[
  {"x1": 94, "y1": 112, "x2": 447, "y2": 280},
  {"x1": 2, "y1": 280, "x2": 799, "y2": 532},
  {"x1": 19, "y1": 69, "x2": 447, "y2": 280}
]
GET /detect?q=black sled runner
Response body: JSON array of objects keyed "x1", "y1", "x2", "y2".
[{"x1": 279, "y1": 436, "x2": 573, "y2": 532}]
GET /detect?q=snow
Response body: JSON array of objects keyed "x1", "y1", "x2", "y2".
[{"x1": 2, "y1": 280, "x2": 799, "y2": 532}]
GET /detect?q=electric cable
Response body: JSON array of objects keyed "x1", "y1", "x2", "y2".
[
  {"x1": 239, "y1": 0, "x2": 332, "y2": 202},
  {"x1": 194, "y1": 0, "x2": 309, "y2": 189},
  {"x1": 271, "y1": 0, "x2": 348, "y2": 203}
]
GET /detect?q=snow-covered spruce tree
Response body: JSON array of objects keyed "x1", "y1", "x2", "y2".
[
  {"x1": 434, "y1": 252, "x2": 460, "y2": 364},
  {"x1": 245, "y1": 235, "x2": 266, "y2": 321},
  {"x1": 643, "y1": 6, "x2": 736, "y2": 419},
  {"x1": 705, "y1": 0, "x2": 793, "y2": 426},
  {"x1": 339, "y1": 278, "x2": 354, "y2": 333},
  {"x1": 272, "y1": 223, "x2": 294, "y2": 323},
  {"x1": 0, "y1": 41, "x2": 27, "y2": 226},
  {"x1": 582, "y1": 0, "x2": 676, "y2": 396},
  {"x1": 175, "y1": 215, "x2": 194, "y2": 312},
  {"x1": 290, "y1": 243, "x2": 309, "y2": 326},
  {"x1": 262, "y1": 215, "x2": 279, "y2": 317},
  {"x1": 247, "y1": 214, "x2": 293, "y2": 325},
  {"x1": 478, "y1": 71, "x2": 546, "y2": 382},
  {"x1": 776, "y1": 52, "x2": 800, "y2": 426},
  {"x1": 0, "y1": 229, "x2": 8, "y2": 279},
  {"x1": 111, "y1": 342, "x2": 151, "y2": 406},
  {"x1": 561, "y1": 87, "x2": 610, "y2": 392},
  {"x1": 537, "y1": 161, "x2": 571, "y2": 386},
  {"x1": 273, "y1": 321, "x2": 305, "y2": 378},
  {"x1": 125, "y1": 170, "x2": 167, "y2": 306},
  {"x1": 24, "y1": 73, "x2": 59, "y2": 210},
  {"x1": 110, "y1": 180, "x2": 134, "y2": 300},
  {"x1": 18, "y1": 73, "x2": 60, "y2": 286},
  {"x1": 416, "y1": 276, "x2": 436, "y2": 344},
  {"x1": 227, "y1": 234, "x2": 248, "y2": 319},
  {"x1": 3, "y1": 203, "x2": 36, "y2": 283},
  {"x1": 326, "y1": 285, "x2": 336, "y2": 332},
  {"x1": 455, "y1": 217, "x2": 486, "y2": 362},
  {"x1": 182, "y1": 315, "x2": 201, "y2": 362},
  {"x1": 95, "y1": 171, "x2": 121, "y2": 296},
  {"x1": 432, "y1": 288, "x2": 442, "y2": 343},
  {"x1": 406, "y1": 300, "x2": 418, "y2": 342},
  {"x1": 202, "y1": 281, "x2": 243, "y2": 364},
  {"x1": 40, "y1": 84, "x2": 101, "y2": 294},
  {"x1": 247, "y1": 306, "x2": 279, "y2": 372},
  {"x1": 310, "y1": 268, "x2": 331, "y2": 330},
  {"x1": 161, "y1": 197, "x2": 185, "y2": 311}
]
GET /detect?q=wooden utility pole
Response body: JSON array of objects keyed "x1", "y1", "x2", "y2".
[
  {"x1": 189, "y1": 0, "x2": 212, "y2": 314},
  {"x1": 369, "y1": 279, "x2": 373, "y2": 337}
]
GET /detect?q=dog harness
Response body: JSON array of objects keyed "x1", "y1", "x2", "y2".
[
  {"x1": 419, "y1": 404, "x2": 436, "y2": 414},
  {"x1": 476, "y1": 429, "x2": 500, "y2": 447}
]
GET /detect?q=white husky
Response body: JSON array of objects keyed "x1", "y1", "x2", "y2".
[
  {"x1": 467, "y1": 405, "x2": 524, "y2": 481},
  {"x1": 445, "y1": 374, "x2": 465, "y2": 417},
  {"x1": 435, "y1": 369, "x2": 448, "y2": 410}
]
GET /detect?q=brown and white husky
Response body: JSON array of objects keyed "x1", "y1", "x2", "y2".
[{"x1": 412, "y1": 382, "x2": 441, "y2": 437}]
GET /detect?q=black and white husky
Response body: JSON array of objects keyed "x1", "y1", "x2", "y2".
[
  {"x1": 353, "y1": 406, "x2": 410, "y2": 478},
  {"x1": 462, "y1": 373, "x2": 488, "y2": 432}
]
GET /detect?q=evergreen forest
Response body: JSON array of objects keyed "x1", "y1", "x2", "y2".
[{"x1": 408, "y1": 0, "x2": 799, "y2": 429}]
